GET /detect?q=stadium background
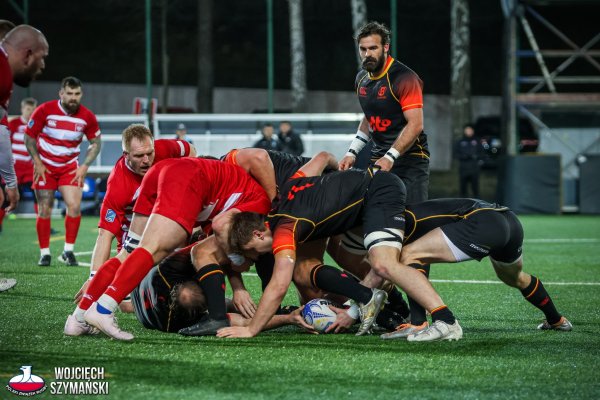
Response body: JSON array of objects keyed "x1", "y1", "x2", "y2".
[{"x1": 1, "y1": 2, "x2": 600, "y2": 398}]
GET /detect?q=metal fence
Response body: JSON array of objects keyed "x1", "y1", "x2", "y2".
[{"x1": 84, "y1": 113, "x2": 363, "y2": 173}]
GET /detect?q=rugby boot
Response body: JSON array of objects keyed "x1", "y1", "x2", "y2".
[
  {"x1": 407, "y1": 320, "x2": 463, "y2": 342},
  {"x1": 537, "y1": 316, "x2": 572, "y2": 331},
  {"x1": 59, "y1": 251, "x2": 79, "y2": 266},
  {"x1": 380, "y1": 322, "x2": 429, "y2": 340},
  {"x1": 179, "y1": 315, "x2": 230, "y2": 336},
  {"x1": 64, "y1": 314, "x2": 99, "y2": 336},
  {"x1": 38, "y1": 254, "x2": 51, "y2": 267},
  {"x1": 356, "y1": 288, "x2": 387, "y2": 336},
  {"x1": 84, "y1": 306, "x2": 134, "y2": 341}
]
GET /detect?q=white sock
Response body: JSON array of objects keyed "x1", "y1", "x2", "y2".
[
  {"x1": 40, "y1": 248, "x2": 50, "y2": 256},
  {"x1": 74, "y1": 307, "x2": 86, "y2": 322},
  {"x1": 97, "y1": 294, "x2": 119, "y2": 314},
  {"x1": 64, "y1": 243, "x2": 74, "y2": 252}
]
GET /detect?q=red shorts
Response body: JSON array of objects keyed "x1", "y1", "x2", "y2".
[
  {"x1": 31, "y1": 162, "x2": 79, "y2": 191},
  {"x1": 14, "y1": 160, "x2": 33, "y2": 185},
  {"x1": 133, "y1": 159, "x2": 270, "y2": 235}
]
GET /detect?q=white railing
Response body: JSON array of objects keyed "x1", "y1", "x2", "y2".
[{"x1": 86, "y1": 113, "x2": 363, "y2": 174}]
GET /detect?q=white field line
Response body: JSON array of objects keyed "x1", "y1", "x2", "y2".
[
  {"x1": 236, "y1": 272, "x2": 600, "y2": 286},
  {"x1": 525, "y1": 238, "x2": 599, "y2": 243}
]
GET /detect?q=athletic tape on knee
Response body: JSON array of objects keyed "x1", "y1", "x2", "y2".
[
  {"x1": 124, "y1": 231, "x2": 142, "y2": 253},
  {"x1": 364, "y1": 228, "x2": 404, "y2": 251},
  {"x1": 340, "y1": 231, "x2": 367, "y2": 255}
]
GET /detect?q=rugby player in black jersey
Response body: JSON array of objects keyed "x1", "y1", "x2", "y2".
[
  {"x1": 338, "y1": 21, "x2": 433, "y2": 333},
  {"x1": 217, "y1": 158, "x2": 462, "y2": 341}
]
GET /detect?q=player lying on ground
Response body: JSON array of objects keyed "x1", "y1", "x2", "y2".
[
  {"x1": 65, "y1": 157, "x2": 271, "y2": 340},
  {"x1": 217, "y1": 157, "x2": 462, "y2": 341}
]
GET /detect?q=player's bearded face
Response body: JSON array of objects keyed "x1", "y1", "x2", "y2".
[
  {"x1": 359, "y1": 35, "x2": 387, "y2": 73},
  {"x1": 126, "y1": 137, "x2": 155, "y2": 175},
  {"x1": 60, "y1": 87, "x2": 83, "y2": 114}
]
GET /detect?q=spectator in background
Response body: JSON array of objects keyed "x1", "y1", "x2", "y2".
[
  {"x1": 175, "y1": 123, "x2": 193, "y2": 145},
  {"x1": 253, "y1": 123, "x2": 282, "y2": 152},
  {"x1": 454, "y1": 124, "x2": 484, "y2": 198},
  {"x1": 277, "y1": 121, "x2": 304, "y2": 156}
]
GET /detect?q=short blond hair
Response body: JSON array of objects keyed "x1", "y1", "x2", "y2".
[{"x1": 122, "y1": 124, "x2": 154, "y2": 152}]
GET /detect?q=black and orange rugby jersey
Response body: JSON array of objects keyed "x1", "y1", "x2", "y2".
[
  {"x1": 222, "y1": 149, "x2": 311, "y2": 190},
  {"x1": 269, "y1": 169, "x2": 374, "y2": 254},
  {"x1": 403, "y1": 199, "x2": 509, "y2": 244},
  {"x1": 355, "y1": 56, "x2": 429, "y2": 160}
]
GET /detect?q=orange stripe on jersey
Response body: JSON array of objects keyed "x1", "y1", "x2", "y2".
[
  {"x1": 369, "y1": 56, "x2": 394, "y2": 80},
  {"x1": 222, "y1": 149, "x2": 239, "y2": 166},
  {"x1": 157, "y1": 265, "x2": 172, "y2": 290},
  {"x1": 401, "y1": 103, "x2": 423, "y2": 111},
  {"x1": 289, "y1": 170, "x2": 306, "y2": 180},
  {"x1": 272, "y1": 219, "x2": 298, "y2": 255}
]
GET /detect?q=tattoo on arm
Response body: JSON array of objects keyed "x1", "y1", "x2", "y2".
[
  {"x1": 83, "y1": 137, "x2": 102, "y2": 167},
  {"x1": 24, "y1": 135, "x2": 41, "y2": 161}
]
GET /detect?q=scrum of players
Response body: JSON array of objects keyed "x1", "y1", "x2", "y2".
[{"x1": 0, "y1": 21, "x2": 570, "y2": 343}]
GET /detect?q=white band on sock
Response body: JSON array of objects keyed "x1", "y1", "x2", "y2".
[
  {"x1": 64, "y1": 243, "x2": 74, "y2": 252},
  {"x1": 40, "y1": 248, "x2": 50, "y2": 256}
]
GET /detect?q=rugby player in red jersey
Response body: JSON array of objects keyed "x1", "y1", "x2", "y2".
[{"x1": 25, "y1": 77, "x2": 101, "y2": 267}]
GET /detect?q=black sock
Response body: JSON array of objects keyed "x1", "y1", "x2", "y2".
[
  {"x1": 520, "y1": 275, "x2": 561, "y2": 325},
  {"x1": 310, "y1": 264, "x2": 372, "y2": 304},
  {"x1": 430, "y1": 305, "x2": 456, "y2": 324},
  {"x1": 194, "y1": 264, "x2": 227, "y2": 320},
  {"x1": 407, "y1": 263, "x2": 430, "y2": 325},
  {"x1": 386, "y1": 287, "x2": 410, "y2": 319}
]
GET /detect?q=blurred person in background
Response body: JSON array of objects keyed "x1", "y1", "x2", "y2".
[
  {"x1": 253, "y1": 123, "x2": 282, "y2": 152},
  {"x1": 174, "y1": 123, "x2": 193, "y2": 145},
  {"x1": 277, "y1": 121, "x2": 304, "y2": 156},
  {"x1": 454, "y1": 123, "x2": 484, "y2": 198}
]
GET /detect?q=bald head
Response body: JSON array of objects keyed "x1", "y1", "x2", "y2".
[{"x1": 2, "y1": 25, "x2": 49, "y2": 88}]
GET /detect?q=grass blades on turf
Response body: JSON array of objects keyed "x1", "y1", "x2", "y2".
[{"x1": 0, "y1": 215, "x2": 599, "y2": 399}]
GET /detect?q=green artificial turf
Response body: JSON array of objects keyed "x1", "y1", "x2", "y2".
[{"x1": 0, "y1": 215, "x2": 599, "y2": 399}]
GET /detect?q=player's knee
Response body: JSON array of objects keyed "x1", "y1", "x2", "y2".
[{"x1": 368, "y1": 258, "x2": 392, "y2": 280}]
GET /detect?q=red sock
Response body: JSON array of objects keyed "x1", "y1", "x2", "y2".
[
  {"x1": 65, "y1": 215, "x2": 81, "y2": 245},
  {"x1": 78, "y1": 257, "x2": 122, "y2": 311},
  {"x1": 36, "y1": 217, "x2": 51, "y2": 249},
  {"x1": 105, "y1": 248, "x2": 154, "y2": 304},
  {"x1": 0, "y1": 208, "x2": 5, "y2": 227}
]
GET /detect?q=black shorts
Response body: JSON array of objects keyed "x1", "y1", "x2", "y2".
[
  {"x1": 390, "y1": 156, "x2": 429, "y2": 204},
  {"x1": 362, "y1": 171, "x2": 407, "y2": 241},
  {"x1": 440, "y1": 210, "x2": 523, "y2": 262}
]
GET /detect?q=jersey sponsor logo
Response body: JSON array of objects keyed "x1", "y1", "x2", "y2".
[
  {"x1": 105, "y1": 209, "x2": 116, "y2": 223},
  {"x1": 27, "y1": 119, "x2": 34, "y2": 128},
  {"x1": 75, "y1": 124, "x2": 84, "y2": 132},
  {"x1": 359, "y1": 87, "x2": 367, "y2": 96},
  {"x1": 287, "y1": 182, "x2": 315, "y2": 200},
  {"x1": 48, "y1": 119, "x2": 57, "y2": 128},
  {"x1": 377, "y1": 86, "x2": 387, "y2": 98},
  {"x1": 368, "y1": 116, "x2": 392, "y2": 132}
]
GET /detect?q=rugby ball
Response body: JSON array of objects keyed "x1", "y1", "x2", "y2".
[{"x1": 301, "y1": 298, "x2": 337, "y2": 333}]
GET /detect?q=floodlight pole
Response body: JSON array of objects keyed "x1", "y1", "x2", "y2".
[
  {"x1": 390, "y1": 0, "x2": 397, "y2": 58},
  {"x1": 267, "y1": 0, "x2": 274, "y2": 113},
  {"x1": 146, "y1": 0, "x2": 154, "y2": 132}
]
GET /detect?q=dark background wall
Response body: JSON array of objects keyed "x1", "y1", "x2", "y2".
[{"x1": 3, "y1": 1, "x2": 598, "y2": 94}]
